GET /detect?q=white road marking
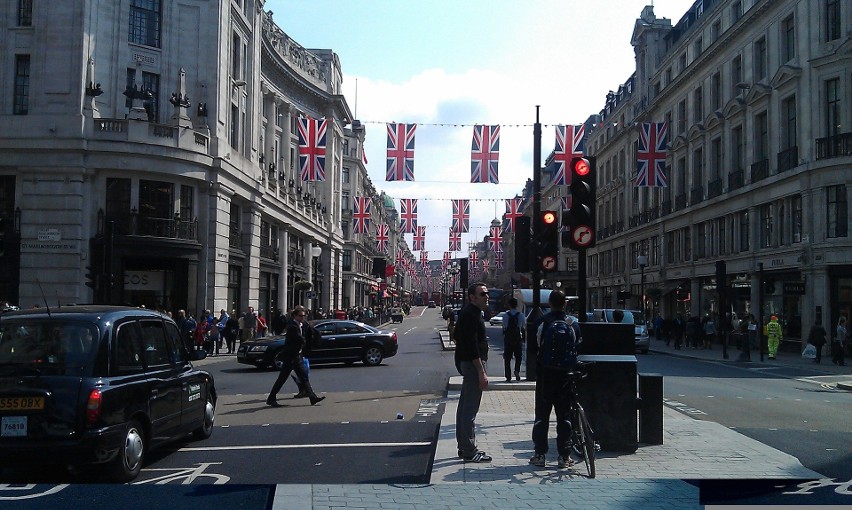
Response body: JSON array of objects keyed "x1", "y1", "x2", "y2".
[{"x1": 179, "y1": 441, "x2": 432, "y2": 452}]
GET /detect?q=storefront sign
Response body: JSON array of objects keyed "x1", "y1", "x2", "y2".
[
  {"x1": 124, "y1": 270, "x2": 165, "y2": 290},
  {"x1": 21, "y1": 241, "x2": 78, "y2": 253},
  {"x1": 783, "y1": 281, "x2": 805, "y2": 295}
]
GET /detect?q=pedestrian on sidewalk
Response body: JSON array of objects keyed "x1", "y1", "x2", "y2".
[
  {"x1": 807, "y1": 317, "x2": 827, "y2": 364},
  {"x1": 529, "y1": 290, "x2": 582, "y2": 469},
  {"x1": 673, "y1": 314, "x2": 685, "y2": 350},
  {"x1": 703, "y1": 314, "x2": 716, "y2": 350},
  {"x1": 766, "y1": 315, "x2": 782, "y2": 360},
  {"x1": 453, "y1": 282, "x2": 492, "y2": 463},
  {"x1": 502, "y1": 297, "x2": 525, "y2": 382},
  {"x1": 266, "y1": 305, "x2": 325, "y2": 407},
  {"x1": 832, "y1": 316, "x2": 847, "y2": 366}
]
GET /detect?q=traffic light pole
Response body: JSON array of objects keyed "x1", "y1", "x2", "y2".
[
  {"x1": 526, "y1": 106, "x2": 542, "y2": 381},
  {"x1": 578, "y1": 249, "x2": 587, "y2": 322}
]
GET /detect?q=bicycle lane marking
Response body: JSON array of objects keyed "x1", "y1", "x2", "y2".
[
  {"x1": 0, "y1": 484, "x2": 70, "y2": 500},
  {"x1": 133, "y1": 462, "x2": 230, "y2": 485}
]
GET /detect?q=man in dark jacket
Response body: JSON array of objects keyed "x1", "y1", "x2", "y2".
[
  {"x1": 266, "y1": 305, "x2": 325, "y2": 407},
  {"x1": 453, "y1": 282, "x2": 491, "y2": 463}
]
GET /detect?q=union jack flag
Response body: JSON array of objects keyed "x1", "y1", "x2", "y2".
[
  {"x1": 471, "y1": 125, "x2": 500, "y2": 183},
  {"x1": 448, "y1": 229, "x2": 462, "y2": 252},
  {"x1": 481, "y1": 259, "x2": 490, "y2": 272},
  {"x1": 553, "y1": 124, "x2": 585, "y2": 186},
  {"x1": 469, "y1": 251, "x2": 478, "y2": 266},
  {"x1": 396, "y1": 247, "x2": 406, "y2": 265},
  {"x1": 353, "y1": 196, "x2": 371, "y2": 234},
  {"x1": 399, "y1": 198, "x2": 418, "y2": 233},
  {"x1": 451, "y1": 199, "x2": 469, "y2": 233},
  {"x1": 489, "y1": 225, "x2": 503, "y2": 253},
  {"x1": 386, "y1": 123, "x2": 416, "y2": 181},
  {"x1": 636, "y1": 122, "x2": 668, "y2": 187},
  {"x1": 443, "y1": 251, "x2": 451, "y2": 268},
  {"x1": 495, "y1": 252, "x2": 504, "y2": 269},
  {"x1": 420, "y1": 251, "x2": 429, "y2": 267},
  {"x1": 503, "y1": 197, "x2": 524, "y2": 233},
  {"x1": 297, "y1": 115, "x2": 329, "y2": 182},
  {"x1": 375, "y1": 224, "x2": 389, "y2": 253},
  {"x1": 413, "y1": 226, "x2": 426, "y2": 251}
]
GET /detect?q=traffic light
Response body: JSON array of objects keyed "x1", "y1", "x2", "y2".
[
  {"x1": 514, "y1": 216, "x2": 531, "y2": 272},
  {"x1": 563, "y1": 156, "x2": 596, "y2": 250},
  {"x1": 538, "y1": 210, "x2": 559, "y2": 272},
  {"x1": 85, "y1": 265, "x2": 98, "y2": 290}
]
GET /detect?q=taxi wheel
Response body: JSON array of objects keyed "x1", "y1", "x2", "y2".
[
  {"x1": 193, "y1": 393, "x2": 216, "y2": 440},
  {"x1": 110, "y1": 419, "x2": 145, "y2": 482}
]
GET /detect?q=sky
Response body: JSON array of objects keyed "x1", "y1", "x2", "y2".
[{"x1": 266, "y1": 0, "x2": 696, "y2": 261}]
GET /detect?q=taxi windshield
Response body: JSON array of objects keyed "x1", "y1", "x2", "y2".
[{"x1": 0, "y1": 320, "x2": 98, "y2": 374}]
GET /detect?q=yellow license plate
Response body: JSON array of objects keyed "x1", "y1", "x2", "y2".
[{"x1": 0, "y1": 397, "x2": 45, "y2": 411}]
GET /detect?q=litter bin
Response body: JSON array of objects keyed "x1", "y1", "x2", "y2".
[{"x1": 577, "y1": 354, "x2": 638, "y2": 453}]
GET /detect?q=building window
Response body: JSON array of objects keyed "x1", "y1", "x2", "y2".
[
  {"x1": 781, "y1": 14, "x2": 795, "y2": 63},
  {"x1": 825, "y1": 0, "x2": 840, "y2": 42},
  {"x1": 13, "y1": 55, "x2": 30, "y2": 115},
  {"x1": 106, "y1": 178, "x2": 132, "y2": 232},
  {"x1": 693, "y1": 37, "x2": 703, "y2": 59},
  {"x1": 343, "y1": 249, "x2": 352, "y2": 271},
  {"x1": 342, "y1": 166, "x2": 350, "y2": 184},
  {"x1": 731, "y1": 1, "x2": 742, "y2": 23},
  {"x1": 792, "y1": 194, "x2": 802, "y2": 243},
  {"x1": 754, "y1": 112, "x2": 769, "y2": 161},
  {"x1": 230, "y1": 104, "x2": 240, "y2": 149},
  {"x1": 711, "y1": 71, "x2": 721, "y2": 111},
  {"x1": 677, "y1": 157, "x2": 686, "y2": 196},
  {"x1": 696, "y1": 222, "x2": 707, "y2": 259},
  {"x1": 826, "y1": 78, "x2": 841, "y2": 137},
  {"x1": 693, "y1": 86, "x2": 703, "y2": 123},
  {"x1": 179, "y1": 185, "x2": 193, "y2": 220},
  {"x1": 684, "y1": 227, "x2": 692, "y2": 261},
  {"x1": 227, "y1": 265, "x2": 241, "y2": 315},
  {"x1": 677, "y1": 99, "x2": 687, "y2": 134},
  {"x1": 754, "y1": 37, "x2": 767, "y2": 81},
  {"x1": 760, "y1": 204, "x2": 773, "y2": 248},
  {"x1": 717, "y1": 217, "x2": 726, "y2": 255},
  {"x1": 731, "y1": 55, "x2": 743, "y2": 97},
  {"x1": 781, "y1": 95, "x2": 797, "y2": 150},
  {"x1": 665, "y1": 67, "x2": 672, "y2": 86},
  {"x1": 732, "y1": 125, "x2": 744, "y2": 172},
  {"x1": 125, "y1": 68, "x2": 160, "y2": 122},
  {"x1": 129, "y1": 0, "x2": 161, "y2": 48},
  {"x1": 231, "y1": 32, "x2": 242, "y2": 80},
  {"x1": 827, "y1": 185, "x2": 848, "y2": 238},
  {"x1": 139, "y1": 180, "x2": 174, "y2": 219},
  {"x1": 711, "y1": 138, "x2": 723, "y2": 180},
  {"x1": 17, "y1": 0, "x2": 32, "y2": 26},
  {"x1": 692, "y1": 148, "x2": 703, "y2": 190},
  {"x1": 711, "y1": 20, "x2": 721, "y2": 43},
  {"x1": 739, "y1": 210, "x2": 749, "y2": 251},
  {"x1": 679, "y1": 52, "x2": 687, "y2": 73}
]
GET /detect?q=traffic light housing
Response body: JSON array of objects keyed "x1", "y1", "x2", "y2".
[
  {"x1": 514, "y1": 216, "x2": 531, "y2": 272},
  {"x1": 85, "y1": 265, "x2": 98, "y2": 290},
  {"x1": 538, "y1": 210, "x2": 559, "y2": 272},
  {"x1": 563, "y1": 156, "x2": 596, "y2": 250}
]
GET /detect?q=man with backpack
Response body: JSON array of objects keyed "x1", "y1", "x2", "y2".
[
  {"x1": 502, "y1": 298, "x2": 526, "y2": 382},
  {"x1": 529, "y1": 290, "x2": 582, "y2": 469}
]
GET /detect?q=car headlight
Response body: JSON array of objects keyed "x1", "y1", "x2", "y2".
[{"x1": 248, "y1": 345, "x2": 268, "y2": 352}]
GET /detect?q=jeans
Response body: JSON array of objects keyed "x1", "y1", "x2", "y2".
[
  {"x1": 456, "y1": 360, "x2": 485, "y2": 456},
  {"x1": 531, "y1": 367, "x2": 573, "y2": 457}
]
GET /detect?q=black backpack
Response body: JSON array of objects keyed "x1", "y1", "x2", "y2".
[
  {"x1": 504, "y1": 312, "x2": 522, "y2": 346},
  {"x1": 539, "y1": 317, "x2": 578, "y2": 370}
]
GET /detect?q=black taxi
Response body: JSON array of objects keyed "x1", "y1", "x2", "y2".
[{"x1": 0, "y1": 306, "x2": 216, "y2": 482}]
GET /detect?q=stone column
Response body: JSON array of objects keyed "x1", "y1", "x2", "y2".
[
  {"x1": 282, "y1": 103, "x2": 293, "y2": 178},
  {"x1": 279, "y1": 227, "x2": 289, "y2": 313}
]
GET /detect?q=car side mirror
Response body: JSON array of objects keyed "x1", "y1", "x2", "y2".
[{"x1": 191, "y1": 349, "x2": 208, "y2": 361}]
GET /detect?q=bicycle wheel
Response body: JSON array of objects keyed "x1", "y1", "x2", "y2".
[{"x1": 574, "y1": 405, "x2": 596, "y2": 478}]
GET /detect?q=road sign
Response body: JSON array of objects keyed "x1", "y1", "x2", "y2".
[
  {"x1": 305, "y1": 291, "x2": 317, "y2": 299},
  {"x1": 572, "y1": 226, "x2": 594, "y2": 248},
  {"x1": 540, "y1": 255, "x2": 557, "y2": 271}
]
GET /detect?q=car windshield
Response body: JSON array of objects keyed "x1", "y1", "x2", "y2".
[{"x1": 0, "y1": 319, "x2": 98, "y2": 375}]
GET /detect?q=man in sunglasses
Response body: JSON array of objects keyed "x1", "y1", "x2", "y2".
[
  {"x1": 266, "y1": 305, "x2": 325, "y2": 407},
  {"x1": 453, "y1": 282, "x2": 491, "y2": 463}
]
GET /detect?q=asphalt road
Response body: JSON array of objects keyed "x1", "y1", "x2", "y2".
[{"x1": 639, "y1": 353, "x2": 852, "y2": 481}]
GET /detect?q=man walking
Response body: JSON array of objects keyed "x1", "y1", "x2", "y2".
[
  {"x1": 453, "y1": 282, "x2": 491, "y2": 463},
  {"x1": 529, "y1": 290, "x2": 582, "y2": 469},
  {"x1": 266, "y1": 305, "x2": 325, "y2": 407},
  {"x1": 502, "y1": 297, "x2": 526, "y2": 382}
]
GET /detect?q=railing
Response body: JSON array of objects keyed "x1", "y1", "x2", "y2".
[
  {"x1": 815, "y1": 132, "x2": 852, "y2": 160},
  {"x1": 260, "y1": 245, "x2": 279, "y2": 261},
  {"x1": 661, "y1": 201, "x2": 672, "y2": 216},
  {"x1": 728, "y1": 169, "x2": 744, "y2": 191},
  {"x1": 777, "y1": 146, "x2": 798, "y2": 172},
  {"x1": 707, "y1": 178, "x2": 723, "y2": 199},
  {"x1": 629, "y1": 214, "x2": 640, "y2": 228},
  {"x1": 751, "y1": 159, "x2": 770, "y2": 183},
  {"x1": 675, "y1": 194, "x2": 687, "y2": 211},
  {"x1": 690, "y1": 187, "x2": 704, "y2": 205},
  {"x1": 135, "y1": 215, "x2": 198, "y2": 240}
]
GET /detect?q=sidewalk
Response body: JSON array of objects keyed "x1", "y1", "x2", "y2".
[{"x1": 269, "y1": 330, "x2": 834, "y2": 509}]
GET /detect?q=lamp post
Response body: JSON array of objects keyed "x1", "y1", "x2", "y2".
[
  {"x1": 448, "y1": 262, "x2": 460, "y2": 307},
  {"x1": 638, "y1": 255, "x2": 648, "y2": 317}
]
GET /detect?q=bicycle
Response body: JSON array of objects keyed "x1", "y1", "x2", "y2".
[{"x1": 564, "y1": 361, "x2": 598, "y2": 478}]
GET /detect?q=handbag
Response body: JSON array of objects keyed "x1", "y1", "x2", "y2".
[{"x1": 801, "y1": 344, "x2": 816, "y2": 359}]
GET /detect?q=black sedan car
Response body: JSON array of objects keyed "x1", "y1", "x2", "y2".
[
  {"x1": 0, "y1": 306, "x2": 216, "y2": 482},
  {"x1": 237, "y1": 319, "x2": 398, "y2": 368}
]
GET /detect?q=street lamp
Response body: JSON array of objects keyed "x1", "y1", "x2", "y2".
[
  {"x1": 637, "y1": 254, "x2": 648, "y2": 316},
  {"x1": 448, "y1": 262, "x2": 460, "y2": 306}
]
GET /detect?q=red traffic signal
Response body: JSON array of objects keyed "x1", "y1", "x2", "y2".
[
  {"x1": 573, "y1": 157, "x2": 590, "y2": 177},
  {"x1": 542, "y1": 210, "x2": 557, "y2": 225}
]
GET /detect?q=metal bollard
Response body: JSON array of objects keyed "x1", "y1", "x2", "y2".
[{"x1": 638, "y1": 373, "x2": 663, "y2": 445}]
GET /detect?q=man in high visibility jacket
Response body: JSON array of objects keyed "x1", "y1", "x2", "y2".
[{"x1": 766, "y1": 315, "x2": 782, "y2": 359}]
